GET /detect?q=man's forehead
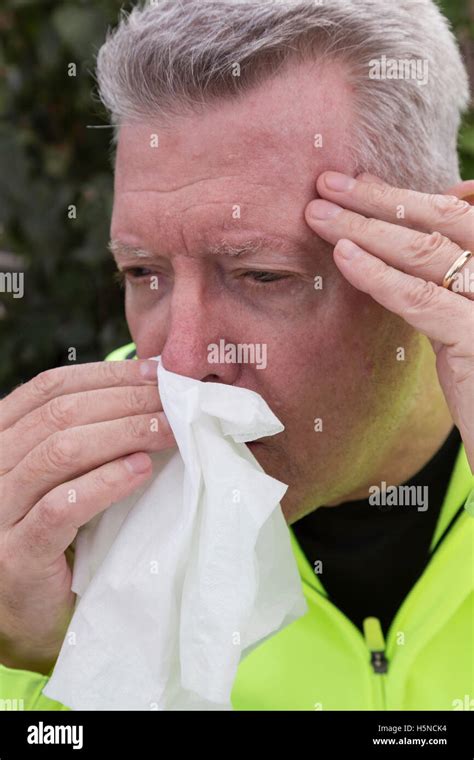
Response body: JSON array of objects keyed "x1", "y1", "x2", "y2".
[
  {"x1": 115, "y1": 58, "x2": 355, "y2": 194},
  {"x1": 112, "y1": 60, "x2": 355, "y2": 257}
]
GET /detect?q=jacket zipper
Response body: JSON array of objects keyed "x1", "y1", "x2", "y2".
[
  {"x1": 363, "y1": 617, "x2": 388, "y2": 709},
  {"x1": 301, "y1": 579, "x2": 392, "y2": 709}
]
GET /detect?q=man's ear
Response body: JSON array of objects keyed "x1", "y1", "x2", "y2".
[{"x1": 444, "y1": 179, "x2": 474, "y2": 206}]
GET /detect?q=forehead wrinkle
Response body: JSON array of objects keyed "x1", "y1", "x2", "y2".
[{"x1": 208, "y1": 234, "x2": 307, "y2": 258}]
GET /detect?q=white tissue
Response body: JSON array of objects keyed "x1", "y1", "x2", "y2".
[{"x1": 42, "y1": 357, "x2": 307, "y2": 710}]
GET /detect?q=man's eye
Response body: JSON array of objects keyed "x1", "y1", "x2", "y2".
[
  {"x1": 114, "y1": 267, "x2": 153, "y2": 286},
  {"x1": 241, "y1": 271, "x2": 289, "y2": 284},
  {"x1": 114, "y1": 268, "x2": 289, "y2": 288}
]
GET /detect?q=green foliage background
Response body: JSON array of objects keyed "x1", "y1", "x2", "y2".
[{"x1": 0, "y1": 0, "x2": 472, "y2": 394}]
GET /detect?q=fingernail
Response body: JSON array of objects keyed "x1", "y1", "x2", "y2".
[
  {"x1": 124, "y1": 452, "x2": 152, "y2": 474},
  {"x1": 308, "y1": 199, "x2": 343, "y2": 221},
  {"x1": 139, "y1": 360, "x2": 159, "y2": 381},
  {"x1": 337, "y1": 239, "x2": 362, "y2": 260},
  {"x1": 323, "y1": 172, "x2": 356, "y2": 192}
]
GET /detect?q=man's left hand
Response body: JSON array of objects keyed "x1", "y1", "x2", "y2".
[{"x1": 305, "y1": 172, "x2": 474, "y2": 470}]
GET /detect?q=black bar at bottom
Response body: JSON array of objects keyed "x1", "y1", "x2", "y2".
[{"x1": 0, "y1": 709, "x2": 472, "y2": 757}]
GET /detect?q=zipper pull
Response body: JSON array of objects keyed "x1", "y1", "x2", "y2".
[{"x1": 363, "y1": 617, "x2": 389, "y2": 674}]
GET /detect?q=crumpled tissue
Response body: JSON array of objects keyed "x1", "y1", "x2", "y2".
[{"x1": 42, "y1": 356, "x2": 307, "y2": 710}]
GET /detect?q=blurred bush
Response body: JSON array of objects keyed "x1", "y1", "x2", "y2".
[
  {"x1": 0, "y1": 0, "x2": 134, "y2": 393},
  {"x1": 0, "y1": 0, "x2": 472, "y2": 394}
]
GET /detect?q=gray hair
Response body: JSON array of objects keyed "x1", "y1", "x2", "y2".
[{"x1": 96, "y1": 0, "x2": 470, "y2": 190}]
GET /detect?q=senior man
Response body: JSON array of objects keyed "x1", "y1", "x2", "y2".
[{"x1": 0, "y1": 0, "x2": 473, "y2": 711}]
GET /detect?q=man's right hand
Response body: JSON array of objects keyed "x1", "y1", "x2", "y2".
[{"x1": 0, "y1": 359, "x2": 176, "y2": 675}]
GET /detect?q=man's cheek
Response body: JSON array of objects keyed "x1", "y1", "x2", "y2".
[{"x1": 125, "y1": 304, "x2": 167, "y2": 359}]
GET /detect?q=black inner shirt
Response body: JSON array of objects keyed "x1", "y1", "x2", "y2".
[{"x1": 291, "y1": 425, "x2": 462, "y2": 638}]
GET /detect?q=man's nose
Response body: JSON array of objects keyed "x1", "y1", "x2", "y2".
[{"x1": 160, "y1": 285, "x2": 240, "y2": 384}]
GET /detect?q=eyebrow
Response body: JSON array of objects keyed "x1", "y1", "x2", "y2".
[
  {"x1": 108, "y1": 240, "x2": 154, "y2": 259},
  {"x1": 108, "y1": 235, "x2": 300, "y2": 260}
]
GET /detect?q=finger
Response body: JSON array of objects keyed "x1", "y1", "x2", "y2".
[
  {"x1": 305, "y1": 200, "x2": 474, "y2": 301},
  {"x1": 0, "y1": 359, "x2": 159, "y2": 432},
  {"x1": 332, "y1": 238, "x2": 473, "y2": 351},
  {"x1": 316, "y1": 171, "x2": 474, "y2": 250},
  {"x1": 2, "y1": 412, "x2": 175, "y2": 524},
  {"x1": 0, "y1": 385, "x2": 162, "y2": 474},
  {"x1": 355, "y1": 173, "x2": 384, "y2": 185},
  {"x1": 7, "y1": 452, "x2": 153, "y2": 571}
]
